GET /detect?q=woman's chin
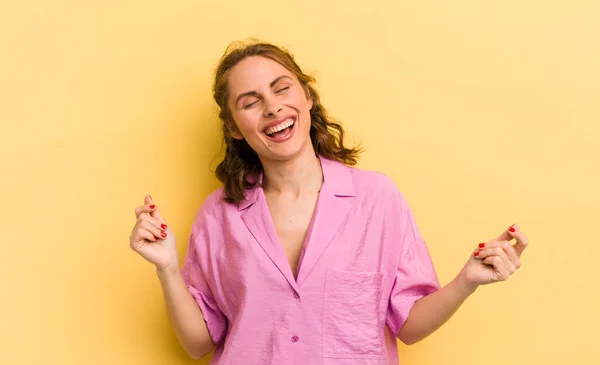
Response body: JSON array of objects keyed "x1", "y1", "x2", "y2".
[{"x1": 259, "y1": 136, "x2": 314, "y2": 162}]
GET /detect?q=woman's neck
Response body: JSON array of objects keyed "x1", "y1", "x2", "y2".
[{"x1": 261, "y1": 148, "x2": 323, "y2": 199}]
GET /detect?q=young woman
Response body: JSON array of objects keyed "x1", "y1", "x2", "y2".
[{"x1": 129, "y1": 41, "x2": 529, "y2": 364}]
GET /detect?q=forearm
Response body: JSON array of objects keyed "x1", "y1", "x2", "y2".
[
  {"x1": 157, "y1": 267, "x2": 214, "y2": 359},
  {"x1": 397, "y1": 274, "x2": 477, "y2": 345}
]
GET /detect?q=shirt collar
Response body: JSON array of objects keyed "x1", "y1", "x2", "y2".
[{"x1": 237, "y1": 154, "x2": 356, "y2": 211}]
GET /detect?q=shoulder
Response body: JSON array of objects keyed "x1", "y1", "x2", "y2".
[
  {"x1": 190, "y1": 187, "x2": 230, "y2": 234},
  {"x1": 346, "y1": 164, "x2": 405, "y2": 202},
  {"x1": 200, "y1": 187, "x2": 227, "y2": 212}
]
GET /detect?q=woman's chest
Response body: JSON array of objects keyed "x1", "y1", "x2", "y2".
[
  {"x1": 266, "y1": 193, "x2": 319, "y2": 276},
  {"x1": 213, "y1": 208, "x2": 397, "y2": 295}
]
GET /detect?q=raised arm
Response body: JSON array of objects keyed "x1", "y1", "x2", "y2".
[{"x1": 398, "y1": 225, "x2": 529, "y2": 345}]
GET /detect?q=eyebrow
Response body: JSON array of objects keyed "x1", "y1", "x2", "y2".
[{"x1": 234, "y1": 75, "x2": 292, "y2": 106}]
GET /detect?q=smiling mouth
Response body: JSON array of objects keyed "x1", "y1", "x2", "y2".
[{"x1": 264, "y1": 117, "x2": 296, "y2": 139}]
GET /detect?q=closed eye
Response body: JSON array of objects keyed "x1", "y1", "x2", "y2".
[
  {"x1": 243, "y1": 100, "x2": 259, "y2": 109},
  {"x1": 276, "y1": 86, "x2": 290, "y2": 93}
]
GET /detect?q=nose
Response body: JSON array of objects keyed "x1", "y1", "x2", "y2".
[{"x1": 263, "y1": 95, "x2": 283, "y2": 117}]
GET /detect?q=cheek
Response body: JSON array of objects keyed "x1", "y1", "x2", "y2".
[
  {"x1": 292, "y1": 90, "x2": 312, "y2": 110},
  {"x1": 233, "y1": 112, "x2": 260, "y2": 135}
]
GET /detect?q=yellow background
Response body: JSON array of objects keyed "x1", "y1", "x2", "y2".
[{"x1": 2, "y1": 1, "x2": 598, "y2": 364}]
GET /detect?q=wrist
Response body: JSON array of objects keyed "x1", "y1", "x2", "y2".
[
  {"x1": 453, "y1": 271, "x2": 479, "y2": 296},
  {"x1": 156, "y1": 262, "x2": 180, "y2": 278}
]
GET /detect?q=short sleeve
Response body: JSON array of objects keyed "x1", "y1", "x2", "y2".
[
  {"x1": 181, "y1": 207, "x2": 227, "y2": 345},
  {"x1": 385, "y1": 190, "x2": 441, "y2": 336}
]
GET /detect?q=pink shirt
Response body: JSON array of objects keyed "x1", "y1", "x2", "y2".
[{"x1": 182, "y1": 155, "x2": 440, "y2": 364}]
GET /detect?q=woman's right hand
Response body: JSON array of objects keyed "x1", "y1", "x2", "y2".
[{"x1": 129, "y1": 195, "x2": 179, "y2": 272}]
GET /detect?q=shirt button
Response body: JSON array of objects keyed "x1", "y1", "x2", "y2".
[
  {"x1": 293, "y1": 292, "x2": 300, "y2": 299},
  {"x1": 291, "y1": 335, "x2": 299, "y2": 343}
]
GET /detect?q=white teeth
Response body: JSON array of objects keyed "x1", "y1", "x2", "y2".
[{"x1": 265, "y1": 118, "x2": 294, "y2": 135}]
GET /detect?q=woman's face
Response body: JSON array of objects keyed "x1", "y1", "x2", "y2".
[{"x1": 226, "y1": 56, "x2": 314, "y2": 163}]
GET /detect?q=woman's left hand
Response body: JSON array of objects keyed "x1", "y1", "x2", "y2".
[{"x1": 458, "y1": 224, "x2": 529, "y2": 290}]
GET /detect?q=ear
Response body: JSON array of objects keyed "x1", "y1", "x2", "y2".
[
  {"x1": 226, "y1": 119, "x2": 244, "y2": 140},
  {"x1": 231, "y1": 130, "x2": 244, "y2": 140},
  {"x1": 303, "y1": 85, "x2": 314, "y2": 110}
]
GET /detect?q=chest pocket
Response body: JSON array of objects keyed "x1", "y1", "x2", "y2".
[{"x1": 322, "y1": 270, "x2": 386, "y2": 361}]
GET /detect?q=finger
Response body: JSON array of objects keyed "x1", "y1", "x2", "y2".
[
  {"x1": 152, "y1": 207, "x2": 165, "y2": 224},
  {"x1": 130, "y1": 227, "x2": 158, "y2": 249},
  {"x1": 507, "y1": 224, "x2": 529, "y2": 257},
  {"x1": 495, "y1": 224, "x2": 516, "y2": 242},
  {"x1": 479, "y1": 241, "x2": 521, "y2": 270},
  {"x1": 475, "y1": 247, "x2": 516, "y2": 273},
  {"x1": 139, "y1": 228, "x2": 159, "y2": 242},
  {"x1": 139, "y1": 213, "x2": 168, "y2": 231},
  {"x1": 146, "y1": 196, "x2": 166, "y2": 225},
  {"x1": 135, "y1": 202, "x2": 156, "y2": 219},
  {"x1": 482, "y1": 256, "x2": 510, "y2": 281},
  {"x1": 139, "y1": 220, "x2": 167, "y2": 240}
]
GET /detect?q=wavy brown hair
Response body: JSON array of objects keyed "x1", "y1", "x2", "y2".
[{"x1": 213, "y1": 40, "x2": 362, "y2": 203}]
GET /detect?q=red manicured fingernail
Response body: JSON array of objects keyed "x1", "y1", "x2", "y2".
[
  {"x1": 161, "y1": 224, "x2": 167, "y2": 229},
  {"x1": 160, "y1": 232, "x2": 167, "y2": 238},
  {"x1": 474, "y1": 252, "x2": 480, "y2": 257},
  {"x1": 508, "y1": 226, "x2": 515, "y2": 232},
  {"x1": 478, "y1": 243, "x2": 485, "y2": 248},
  {"x1": 149, "y1": 205, "x2": 155, "y2": 209}
]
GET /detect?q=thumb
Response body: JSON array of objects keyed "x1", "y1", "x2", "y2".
[
  {"x1": 146, "y1": 196, "x2": 166, "y2": 224},
  {"x1": 495, "y1": 224, "x2": 515, "y2": 242}
]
